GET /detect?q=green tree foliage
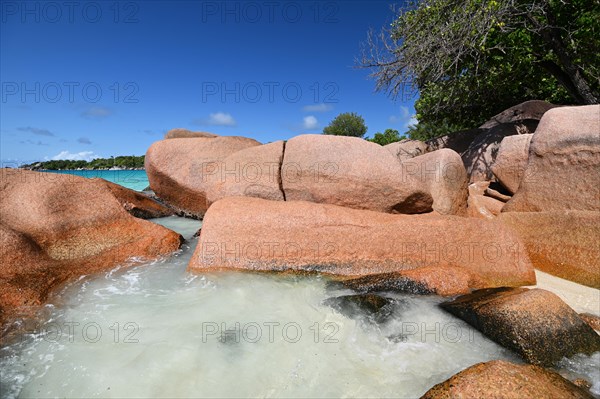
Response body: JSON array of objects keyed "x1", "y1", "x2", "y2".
[
  {"x1": 323, "y1": 112, "x2": 368, "y2": 138},
  {"x1": 406, "y1": 121, "x2": 463, "y2": 141},
  {"x1": 21, "y1": 155, "x2": 145, "y2": 170},
  {"x1": 367, "y1": 128, "x2": 407, "y2": 145},
  {"x1": 361, "y1": 0, "x2": 600, "y2": 129}
]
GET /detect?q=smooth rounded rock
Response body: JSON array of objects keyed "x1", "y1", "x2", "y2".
[
  {"x1": 504, "y1": 105, "x2": 600, "y2": 211},
  {"x1": 145, "y1": 136, "x2": 261, "y2": 217},
  {"x1": 282, "y1": 134, "x2": 433, "y2": 214},
  {"x1": 189, "y1": 197, "x2": 535, "y2": 293}
]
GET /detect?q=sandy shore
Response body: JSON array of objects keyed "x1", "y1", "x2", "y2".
[{"x1": 528, "y1": 270, "x2": 600, "y2": 315}]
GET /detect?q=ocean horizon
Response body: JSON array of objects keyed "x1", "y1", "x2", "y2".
[{"x1": 41, "y1": 169, "x2": 149, "y2": 191}]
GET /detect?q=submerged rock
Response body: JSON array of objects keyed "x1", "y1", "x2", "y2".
[
  {"x1": 504, "y1": 105, "x2": 600, "y2": 212},
  {"x1": 441, "y1": 287, "x2": 600, "y2": 366},
  {"x1": 323, "y1": 294, "x2": 399, "y2": 324},
  {"x1": 189, "y1": 197, "x2": 535, "y2": 293},
  {"x1": 0, "y1": 169, "x2": 183, "y2": 328},
  {"x1": 421, "y1": 360, "x2": 594, "y2": 399}
]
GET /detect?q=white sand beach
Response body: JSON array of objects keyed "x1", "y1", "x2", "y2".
[{"x1": 529, "y1": 270, "x2": 600, "y2": 316}]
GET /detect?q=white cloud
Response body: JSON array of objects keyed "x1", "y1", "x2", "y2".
[
  {"x1": 302, "y1": 104, "x2": 333, "y2": 112},
  {"x1": 49, "y1": 151, "x2": 100, "y2": 161},
  {"x1": 389, "y1": 106, "x2": 417, "y2": 131},
  {"x1": 208, "y1": 112, "x2": 237, "y2": 126},
  {"x1": 81, "y1": 106, "x2": 112, "y2": 119},
  {"x1": 303, "y1": 115, "x2": 319, "y2": 130},
  {"x1": 407, "y1": 115, "x2": 418, "y2": 128}
]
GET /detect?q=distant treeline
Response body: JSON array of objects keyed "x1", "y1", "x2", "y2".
[{"x1": 21, "y1": 155, "x2": 145, "y2": 170}]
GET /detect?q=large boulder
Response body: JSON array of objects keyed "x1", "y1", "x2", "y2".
[
  {"x1": 206, "y1": 141, "x2": 285, "y2": 205},
  {"x1": 441, "y1": 287, "x2": 600, "y2": 366},
  {"x1": 503, "y1": 105, "x2": 600, "y2": 211},
  {"x1": 491, "y1": 134, "x2": 533, "y2": 194},
  {"x1": 479, "y1": 100, "x2": 557, "y2": 129},
  {"x1": 164, "y1": 128, "x2": 217, "y2": 139},
  {"x1": 425, "y1": 128, "x2": 484, "y2": 155},
  {"x1": 497, "y1": 211, "x2": 600, "y2": 288},
  {"x1": 424, "y1": 101, "x2": 556, "y2": 156},
  {"x1": 421, "y1": 360, "x2": 594, "y2": 399},
  {"x1": 145, "y1": 136, "x2": 261, "y2": 218},
  {"x1": 403, "y1": 149, "x2": 468, "y2": 215},
  {"x1": 0, "y1": 169, "x2": 182, "y2": 326},
  {"x1": 462, "y1": 121, "x2": 538, "y2": 183},
  {"x1": 384, "y1": 139, "x2": 428, "y2": 161},
  {"x1": 189, "y1": 197, "x2": 535, "y2": 292},
  {"x1": 282, "y1": 134, "x2": 433, "y2": 214}
]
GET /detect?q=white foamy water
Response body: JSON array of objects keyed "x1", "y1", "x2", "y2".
[{"x1": 1, "y1": 216, "x2": 597, "y2": 398}]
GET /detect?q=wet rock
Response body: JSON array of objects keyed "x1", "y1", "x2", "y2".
[
  {"x1": 336, "y1": 273, "x2": 434, "y2": 295},
  {"x1": 189, "y1": 197, "x2": 535, "y2": 293},
  {"x1": 337, "y1": 267, "x2": 476, "y2": 297},
  {"x1": 579, "y1": 313, "x2": 600, "y2": 332},
  {"x1": 0, "y1": 169, "x2": 183, "y2": 328},
  {"x1": 441, "y1": 287, "x2": 600, "y2": 366},
  {"x1": 324, "y1": 294, "x2": 399, "y2": 323},
  {"x1": 218, "y1": 327, "x2": 241, "y2": 346},
  {"x1": 421, "y1": 360, "x2": 593, "y2": 399}
]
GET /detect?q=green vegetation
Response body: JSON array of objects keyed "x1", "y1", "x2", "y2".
[
  {"x1": 362, "y1": 0, "x2": 600, "y2": 130},
  {"x1": 406, "y1": 121, "x2": 464, "y2": 141},
  {"x1": 21, "y1": 155, "x2": 145, "y2": 170},
  {"x1": 367, "y1": 129, "x2": 406, "y2": 145},
  {"x1": 323, "y1": 112, "x2": 368, "y2": 138}
]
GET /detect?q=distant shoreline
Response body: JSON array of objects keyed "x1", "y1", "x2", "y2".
[
  {"x1": 19, "y1": 155, "x2": 146, "y2": 171},
  {"x1": 20, "y1": 167, "x2": 145, "y2": 171}
]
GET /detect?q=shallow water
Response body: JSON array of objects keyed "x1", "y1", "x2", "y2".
[
  {"x1": 1, "y1": 217, "x2": 597, "y2": 398},
  {"x1": 41, "y1": 170, "x2": 149, "y2": 191}
]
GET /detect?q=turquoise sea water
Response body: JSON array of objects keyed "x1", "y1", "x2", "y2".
[{"x1": 42, "y1": 170, "x2": 149, "y2": 191}]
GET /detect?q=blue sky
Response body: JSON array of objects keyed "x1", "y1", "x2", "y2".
[{"x1": 1, "y1": 0, "x2": 416, "y2": 164}]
